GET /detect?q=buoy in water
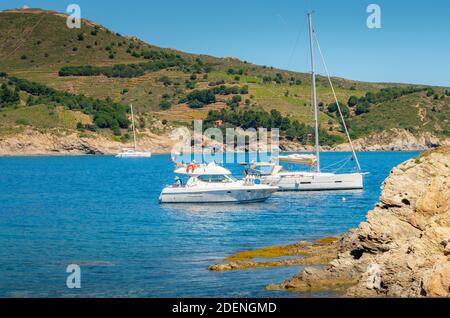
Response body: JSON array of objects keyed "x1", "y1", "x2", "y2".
[{"x1": 342, "y1": 197, "x2": 346, "y2": 202}]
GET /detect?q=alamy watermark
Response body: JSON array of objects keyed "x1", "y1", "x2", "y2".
[
  {"x1": 66, "y1": 4, "x2": 81, "y2": 29},
  {"x1": 367, "y1": 4, "x2": 381, "y2": 29},
  {"x1": 66, "y1": 264, "x2": 81, "y2": 289},
  {"x1": 170, "y1": 120, "x2": 279, "y2": 164}
]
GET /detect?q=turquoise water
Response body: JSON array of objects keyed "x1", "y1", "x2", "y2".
[{"x1": 0, "y1": 152, "x2": 418, "y2": 297}]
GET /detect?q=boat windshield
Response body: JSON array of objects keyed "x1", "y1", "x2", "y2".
[{"x1": 197, "y1": 174, "x2": 237, "y2": 183}]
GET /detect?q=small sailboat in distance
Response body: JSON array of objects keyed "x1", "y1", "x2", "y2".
[{"x1": 116, "y1": 104, "x2": 152, "y2": 158}]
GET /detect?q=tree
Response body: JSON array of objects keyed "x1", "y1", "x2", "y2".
[
  {"x1": 0, "y1": 83, "x2": 20, "y2": 107},
  {"x1": 112, "y1": 122, "x2": 121, "y2": 136},
  {"x1": 240, "y1": 86, "x2": 249, "y2": 94},
  {"x1": 327, "y1": 102, "x2": 338, "y2": 113},
  {"x1": 355, "y1": 101, "x2": 370, "y2": 115},
  {"x1": 188, "y1": 100, "x2": 204, "y2": 109},
  {"x1": 347, "y1": 96, "x2": 358, "y2": 107}
]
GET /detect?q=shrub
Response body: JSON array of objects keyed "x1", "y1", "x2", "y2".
[
  {"x1": 15, "y1": 118, "x2": 29, "y2": 125},
  {"x1": 159, "y1": 100, "x2": 171, "y2": 110},
  {"x1": 158, "y1": 76, "x2": 172, "y2": 86}
]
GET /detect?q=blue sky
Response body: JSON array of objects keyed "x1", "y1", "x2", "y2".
[{"x1": 1, "y1": 0, "x2": 450, "y2": 86}]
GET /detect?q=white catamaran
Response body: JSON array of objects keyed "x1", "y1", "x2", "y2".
[
  {"x1": 258, "y1": 13, "x2": 365, "y2": 191},
  {"x1": 116, "y1": 104, "x2": 152, "y2": 158}
]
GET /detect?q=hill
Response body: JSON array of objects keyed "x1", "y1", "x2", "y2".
[{"x1": 0, "y1": 8, "x2": 448, "y2": 154}]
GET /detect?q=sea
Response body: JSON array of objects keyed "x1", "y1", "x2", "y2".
[{"x1": 0, "y1": 152, "x2": 418, "y2": 297}]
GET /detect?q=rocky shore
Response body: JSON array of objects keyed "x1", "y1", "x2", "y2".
[
  {"x1": 0, "y1": 128, "x2": 448, "y2": 156},
  {"x1": 210, "y1": 147, "x2": 450, "y2": 297},
  {"x1": 0, "y1": 128, "x2": 174, "y2": 156}
]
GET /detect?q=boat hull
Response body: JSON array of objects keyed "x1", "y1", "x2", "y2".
[
  {"x1": 261, "y1": 172, "x2": 363, "y2": 191},
  {"x1": 159, "y1": 186, "x2": 277, "y2": 203},
  {"x1": 116, "y1": 152, "x2": 152, "y2": 158}
]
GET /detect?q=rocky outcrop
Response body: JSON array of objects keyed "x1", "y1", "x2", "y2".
[
  {"x1": 279, "y1": 129, "x2": 449, "y2": 152},
  {"x1": 1, "y1": 127, "x2": 448, "y2": 156},
  {"x1": 0, "y1": 128, "x2": 175, "y2": 156},
  {"x1": 334, "y1": 129, "x2": 449, "y2": 152},
  {"x1": 273, "y1": 147, "x2": 450, "y2": 297},
  {"x1": 209, "y1": 237, "x2": 340, "y2": 272}
]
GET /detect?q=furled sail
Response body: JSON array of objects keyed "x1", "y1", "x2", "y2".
[{"x1": 277, "y1": 154, "x2": 317, "y2": 166}]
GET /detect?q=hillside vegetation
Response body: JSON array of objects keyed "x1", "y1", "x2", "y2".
[{"x1": 0, "y1": 8, "x2": 448, "y2": 146}]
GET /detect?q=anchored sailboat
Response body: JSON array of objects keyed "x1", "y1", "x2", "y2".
[
  {"x1": 116, "y1": 104, "x2": 152, "y2": 158},
  {"x1": 258, "y1": 13, "x2": 364, "y2": 191}
]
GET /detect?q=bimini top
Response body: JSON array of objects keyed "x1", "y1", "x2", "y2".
[{"x1": 174, "y1": 162, "x2": 232, "y2": 176}]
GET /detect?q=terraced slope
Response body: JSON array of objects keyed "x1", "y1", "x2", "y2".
[{"x1": 0, "y1": 8, "x2": 448, "y2": 146}]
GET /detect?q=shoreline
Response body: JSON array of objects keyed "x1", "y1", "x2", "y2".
[
  {"x1": 0, "y1": 149, "x2": 426, "y2": 158},
  {"x1": 0, "y1": 127, "x2": 447, "y2": 157}
]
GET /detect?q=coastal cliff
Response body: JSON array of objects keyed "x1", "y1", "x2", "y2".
[
  {"x1": 272, "y1": 147, "x2": 450, "y2": 297},
  {"x1": 0, "y1": 127, "x2": 448, "y2": 156},
  {"x1": 210, "y1": 147, "x2": 450, "y2": 297},
  {"x1": 0, "y1": 128, "x2": 174, "y2": 156}
]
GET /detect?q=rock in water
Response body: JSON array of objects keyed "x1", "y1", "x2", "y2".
[{"x1": 275, "y1": 147, "x2": 450, "y2": 297}]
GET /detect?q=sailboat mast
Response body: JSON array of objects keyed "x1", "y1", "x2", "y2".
[
  {"x1": 307, "y1": 12, "x2": 320, "y2": 172},
  {"x1": 130, "y1": 104, "x2": 137, "y2": 151}
]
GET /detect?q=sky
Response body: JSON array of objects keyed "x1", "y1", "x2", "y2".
[{"x1": 1, "y1": 0, "x2": 450, "y2": 86}]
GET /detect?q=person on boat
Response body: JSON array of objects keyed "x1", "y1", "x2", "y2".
[{"x1": 174, "y1": 176, "x2": 183, "y2": 187}]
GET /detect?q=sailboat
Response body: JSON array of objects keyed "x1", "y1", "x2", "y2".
[
  {"x1": 258, "y1": 13, "x2": 364, "y2": 191},
  {"x1": 116, "y1": 104, "x2": 152, "y2": 158}
]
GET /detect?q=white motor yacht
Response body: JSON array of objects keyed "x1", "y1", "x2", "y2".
[{"x1": 159, "y1": 162, "x2": 278, "y2": 203}]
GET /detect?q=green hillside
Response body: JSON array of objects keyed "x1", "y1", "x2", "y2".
[{"x1": 0, "y1": 8, "x2": 448, "y2": 144}]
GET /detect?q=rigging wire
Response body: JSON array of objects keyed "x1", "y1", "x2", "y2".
[
  {"x1": 321, "y1": 155, "x2": 353, "y2": 172},
  {"x1": 286, "y1": 15, "x2": 308, "y2": 70},
  {"x1": 312, "y1": 30, "x2": 362, "y2": 172}
]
